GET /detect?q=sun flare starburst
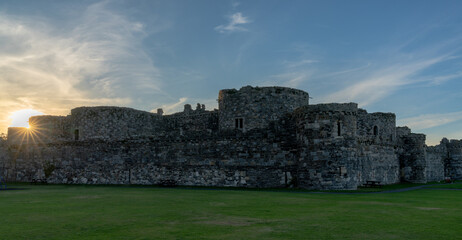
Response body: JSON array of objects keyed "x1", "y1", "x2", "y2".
[
  {"x1": 9, "y1": 109, "x2": 44, "y2": 129},
  {"x1": 7, "y1": 109, "x2": 48, "y2": 146}
]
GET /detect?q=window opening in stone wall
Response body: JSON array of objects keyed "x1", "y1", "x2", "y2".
[
  {"x1": 74, "y1": 129, "x2": 79, "y2": 141},
  {"x1": 373, "y1": 126, "x2": 378, "y2": 136},
  {"x1": 337, "y1": 121, "x2": 341, "y2": 136},
  {"x1": 235, "y1": 118, "x2": 244, "y2": 129}
]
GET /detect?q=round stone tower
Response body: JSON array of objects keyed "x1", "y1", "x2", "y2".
[
  {"x1": 218, "y1": 86, "x2": 309, "y2": 131},
  {"x1": 293, "y1": 103, "x2": 360, "y2": 190}
]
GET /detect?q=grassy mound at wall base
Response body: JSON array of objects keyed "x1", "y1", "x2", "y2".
[
  {"x1": 0, "y1": 183, "x2": 461, "y2": 240},
  {"x1": 425, "y1": 183, "x2": 462, "y2": 189}
]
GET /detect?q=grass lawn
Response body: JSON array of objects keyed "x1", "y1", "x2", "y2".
[{"x1": 0, "y1": 183, "x2": 461, "y2": 240}]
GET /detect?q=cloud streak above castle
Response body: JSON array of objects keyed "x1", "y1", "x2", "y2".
[{"x1": 1, "y1": 0, "x2": 462, "y2": 145}]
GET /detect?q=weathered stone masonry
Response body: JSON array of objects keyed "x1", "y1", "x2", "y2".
[{"x1": 1, "y1": 86, "x2": 461, "y2": 190}]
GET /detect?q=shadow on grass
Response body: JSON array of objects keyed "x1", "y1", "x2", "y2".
[
  {"x1": 3, "y1": 180, "x2": 461, "y2": 194},
  {"x1": 0, "y1": 187, "x2": 27, "y2": 191}
]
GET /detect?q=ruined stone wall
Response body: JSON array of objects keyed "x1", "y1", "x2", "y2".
[
  {"x1": 398, "y1": 133, "x2": 427, "y2": 183},
  {"x1": 294, "y1": 103, "x2": 360, "y2": 190},
  {"x1": 0, "y1": 138, "x2": 8, "y2": 180},
  {"x1": 37, "y1": 106, "x2": 220, "y2": 142},
  {"x1": 396, "y1": 129, "x2": 455, "y2": 183},
  {"x1": 163, "y1": 107, "x2": 219, "y2": 136},
  {"x1": 425, "y1": 144, "x2": 445, "y2": 182},
  {"x1": 356, "y1": 110, "x2": 399, "y2": 185},
  {"x1": 70, "y1": 107, "x2": 163, "y2": 141},
  {"x1": 5, "y1": 125, "x2": 299, "y2": 188},
  {"x1": 218, "y1": 86, "x2": 309, "y2": 131},
  {"x1": 28, "y1": 115, "x2": 71, "y2": 143},
  {"x1": 396, "y1": 126, "x2": 411, "y2": 137},
  {"x1": 357, "y1": 110, "x2": 396, "y2": 145},
  {"x1": 446, "y1": 140, "x2": 462, "y2": 180},
  {"x1": 357, "y1": 145, "x2": 399, "y2": 185},
  {"x1": 7, "y1": 127, "x2": 30, "y2": 145}
]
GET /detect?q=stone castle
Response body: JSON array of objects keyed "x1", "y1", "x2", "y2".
[{"x1": 0, "y1": 86, "x2": 461, "y2": 190}]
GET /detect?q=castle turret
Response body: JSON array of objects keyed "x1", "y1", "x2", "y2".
[
  {"x1": 445, "y1": 140, "x2": 462, "y2": 180},
  {"x1": 397, "y1": 131, "x2": 427, "y2": 183},
  {"x1": 294, "y1": 103, "x2": 360, "y2": 190},
  {"x1": 218, "y1": 86, "x2": 309, "y2": 131}
]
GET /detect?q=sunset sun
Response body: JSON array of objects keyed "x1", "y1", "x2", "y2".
[{"x1": 9, "y1": 109, "x2": 45, "y2": 128}]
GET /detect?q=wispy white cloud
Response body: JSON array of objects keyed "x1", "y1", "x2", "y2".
[
  {"x1": 0, "y1": 1, "x2": 163, "y2": 133},
  {"x1": 262, "y1": 57, "x2": 318, "y2": 88},
  {"x1": 317, "y1": 63, "x2": 371, "y2": 78},
  {"x1": 398, "y1": 111, "x2": 462, "y2": 130},
  {"x1": 272, "y1": 27, "x2": 462, "y2": 106},
  {"x1": 282, "y1": 59, "x2": 318, "y2": 68},
  {"x1": 155, "y1": 97, "x2": 188, "y2": 114},
  {"x1": 320, "y1": 55, "x2": 449, "y2": 106},
  {"x1": 428, "y1": 71, "x2": 462, "y2": 85},
  {"x1": 266, "y1": 72, "x2": 312, "y2": 88},
  {"x1": 215, "y1": 12, "x2": 250, "y2": 33}
]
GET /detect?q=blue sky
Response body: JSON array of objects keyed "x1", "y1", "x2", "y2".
[{"x1": 1, "y1": 0, "x2": 462, "y2": 145}]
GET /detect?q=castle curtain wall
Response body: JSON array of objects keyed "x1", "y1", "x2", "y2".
[
  {"x1": 5, "y1": 130, "x2": 299, "y2": 188},
  {"x1": 1, "y1": 86, "x2": 461, "y2": 190}
]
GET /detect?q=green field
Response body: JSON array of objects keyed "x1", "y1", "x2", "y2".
[{"x1": 0, "y1": 183, "x2": 461, "y2": 240}]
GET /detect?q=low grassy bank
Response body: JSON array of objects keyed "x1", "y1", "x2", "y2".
[{"x1": 425, "y1": 182, "x2": 462, "y2": 189}]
